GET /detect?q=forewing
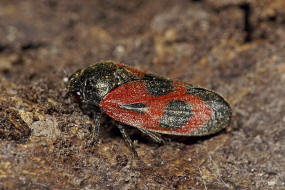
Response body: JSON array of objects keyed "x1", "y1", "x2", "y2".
[{"x1": 99, "y1": 79, "x2": 228, "y2": 136}]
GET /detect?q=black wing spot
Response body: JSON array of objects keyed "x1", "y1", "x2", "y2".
[
  {"x1": 120, "y1": 103, "x2": 147, "y2": 114},
  {"x1": 143, "y1": 74, "x2": 173, "y2": 96},
  {"x1": 160, "y1": 100, "x2": 192, "y2": 129},
  {"x1": 186, "y1": 85, "x2": 232, "y2": 135}
]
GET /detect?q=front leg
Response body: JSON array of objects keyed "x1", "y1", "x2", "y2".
[{"x1": 91, "y1": 110, "x2": 103, "y2": 145}]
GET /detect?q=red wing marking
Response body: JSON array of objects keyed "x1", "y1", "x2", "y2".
[{"x1": 100, "y1": 80, "x2": 212, "y2": 135}]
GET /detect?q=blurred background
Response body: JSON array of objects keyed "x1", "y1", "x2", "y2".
[{"x1": 0, "y1": 0, "x2": 285, "y2": 189}]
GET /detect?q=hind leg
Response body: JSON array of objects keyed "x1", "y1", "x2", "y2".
[
  {"x1": 116, "y1": 122, "x2": 138, "y2": 157},
  {"x1": 136, "y1": 128, "x2": 165, "y2": 144}
]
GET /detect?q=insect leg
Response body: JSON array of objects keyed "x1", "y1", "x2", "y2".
[
  {"x1": 137, "y1": 128, "x2": 165, "y2": 144},
  {"x1": 116, "y1": 123, "x2": 138, "y2": 157},
  {"x1": 92, "y1": 111, "x2": 102, "y2": 144}
]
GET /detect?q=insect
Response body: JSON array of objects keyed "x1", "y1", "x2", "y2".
[{"x1": 66, "y1": 61, "x2": 232, "y2": 157}]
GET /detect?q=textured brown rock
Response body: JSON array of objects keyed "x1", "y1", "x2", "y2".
[{"x1": 0, "y1": 0, "x2": 285, "y2": 189}]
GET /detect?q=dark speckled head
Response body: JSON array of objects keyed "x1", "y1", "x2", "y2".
[{"x1": 67, "y1": 61, "x2": 139, "y2": 106}]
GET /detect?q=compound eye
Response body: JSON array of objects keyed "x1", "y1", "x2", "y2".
[{"x1": 73, "y1": 91, "x2": 82, "y2": 101}]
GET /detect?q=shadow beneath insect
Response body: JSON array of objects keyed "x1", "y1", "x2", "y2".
[
  {"x1": 107, "y1": 121, "x2": 226, "y2": 147},
  {"x1": 163, "y1": 129, "x2": 226, "y2": 146}
]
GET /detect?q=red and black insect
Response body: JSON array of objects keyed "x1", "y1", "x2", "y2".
[{"x1": 66, "y1": 61, "x2": 232, "y2": 156}]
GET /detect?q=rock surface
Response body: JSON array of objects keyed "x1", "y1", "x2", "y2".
[{"x1": 0, "y1": 0, "x2": 285, "y2": 189}]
